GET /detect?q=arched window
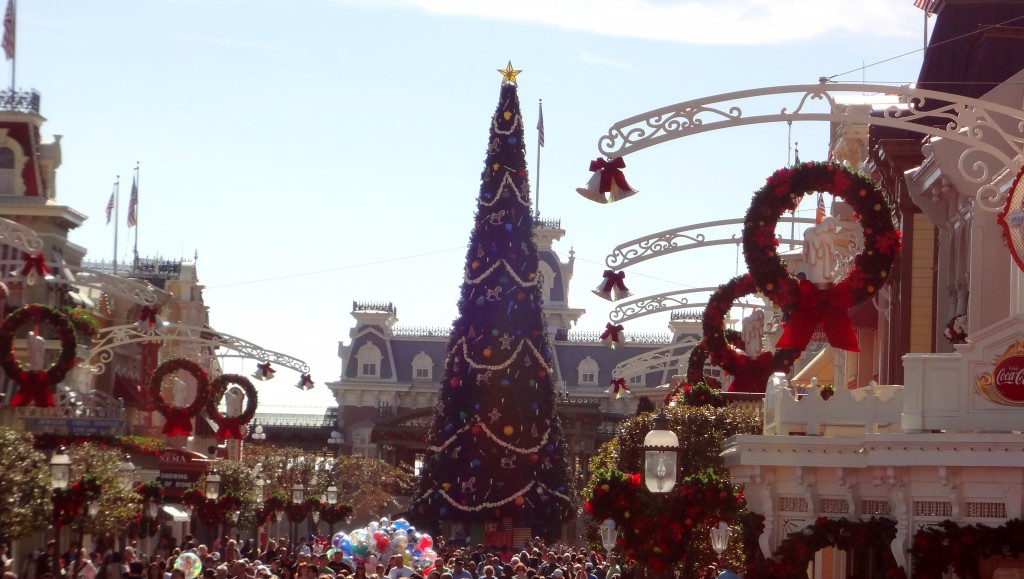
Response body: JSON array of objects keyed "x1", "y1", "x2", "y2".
[
  {"x1": 412, "y1": 352, "x2": 433, "y2": 381},
  {"x1": 0, "y1": 147, "x2": 15, "y2": 195},
  {"x1": 577, "y1": 356, "x2": 599, "y2": 386},
  {"x1": 356, "y1": 342, "x2": 382, "y2": 378}
]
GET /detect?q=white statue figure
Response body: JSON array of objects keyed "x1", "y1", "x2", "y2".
[
  {"x1": 741, "y1": 310, "x2": 765, "y2": 357},
  {"x1": 225, "y1": 385, "x2": 245, "y2": 418},
  {"x1": 803, "y1": 216, "x2": 838, "y2": 285},
  {"x1": 27, "y1": 330, "x2": 46, "y2": 371},
  {"x1": 171, "y1": 376, "x2": 189, "y2": 408}
]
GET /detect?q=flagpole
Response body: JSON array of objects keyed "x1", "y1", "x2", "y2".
[
  {"x1": 113, "y1": 176, "x2": 120, "y2": 275},
  {"x1": 7, "y1": 0, "x2": 15, "y2": 92},
  {"x1": 535, "y1": 99, "x2": 543, "y2": 218},
  {"x1": 132, "y1": 162, "x2": 139, "y2": 267}
]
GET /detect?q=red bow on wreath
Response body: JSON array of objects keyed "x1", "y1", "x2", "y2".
[
  {"x1": 252, "y1": 362, "x2": 275, "y2": 381},
  {"x1": 162, "y1": 407, "x2": 195, "y2": 437},
  {"x1": 20, "y1": 253, "x2": 51, "y2": 286},
  {"x1": 776, "y1": 280, "x2": 859, "y2": 352},
  {"x1": 725, "y1": 351, "x2": 776, "y2": 394},
  {"x1": 593, "y1": 270, "x2": 632, "y2": 301},
  {"x1": 216, "y1": 420, "x2": 244, "y2": 441},
  {"x1": 9, "y1": 370, "x2": 54, "y2": 407},
  {"x1": 605, "y1": 377, "x2": 631, "y2": 399},
  {"x1": 600, "y1": 323, "x2": 624, "y2": 349}
]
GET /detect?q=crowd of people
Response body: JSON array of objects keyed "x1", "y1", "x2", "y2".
[{"x1": 0, "y1": 535, "x2": 732, "y2": 579}]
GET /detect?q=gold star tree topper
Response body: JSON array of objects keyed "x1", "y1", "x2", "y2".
[{"x1": 498, "y1": 61, "x2": 522, "y2": 85}]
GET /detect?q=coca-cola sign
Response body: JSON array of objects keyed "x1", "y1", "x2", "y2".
[{"x1": 994, "y1": 356, "x2": 1024, "y2": 402}]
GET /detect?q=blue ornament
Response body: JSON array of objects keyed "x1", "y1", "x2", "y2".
[
  {"x1": 440, "y1": 507, "x2": 449, "y2": 517},
  {"x1": 501, "y1": 379, "x2": 510, "y2": 387},
  {"x1": 444, "y1": 424, "x2": 454, "y2": 434},
  {"x1": 508, "y1": 136, "x2": 517, "y2": 144},
  {"x1": 505, "y1": 223, "x2": 513, "y2": 232},
  {"x1": 476, "y1": 297, "x2": 485, "y2": 306},
  {"x1": 531, "y1": 402, "x2": 539, "y2": 410},
  {"x1": 474, "y1": 404, "x2": 481, "y2": 411},
  {"x1": 471, "y1": 459, "x2": 482, "y2": 468}
]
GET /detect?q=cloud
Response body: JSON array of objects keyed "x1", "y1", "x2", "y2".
[
  {"x1": 362, "y1": 0, "x2": 921, "y2": 45},
  {"x1": 578, "y1": 51, "x2": 631, "y2": 71}
]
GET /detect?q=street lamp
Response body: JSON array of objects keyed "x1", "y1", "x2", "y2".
[
  {"x1": 50, "y1": 446, "x2": 71, "y2": 490},
  {"x1": 87, "y1": 500, "x2": 100, "y2": 518},
  {"x1": 710, "y1": 520, "x2": 732, "y2": 559},
  {"x1": 291, "y1": 482, "x2": 304, "y2": 504},
  {"x1": 251, "y1": 425, "x2": 267, "y2": 441},
  {"x1": 119, "y1": 455, "x2": 136, "y2": 487},
  {"x1": 255, "y1": 475, "x2": 266, "y2": 500},
  {"x1": 326, "y1": 485, "x2": 338, "y2": 505},
  {"x1": 599, "y1": 518, "x2": 618, "y2": 553},
  {"x1": 642, "y1": 411, "x2": 679, "y2": 493},
  {"x1": 205, "y1": 474, "x2": 222, "y2": 500}
]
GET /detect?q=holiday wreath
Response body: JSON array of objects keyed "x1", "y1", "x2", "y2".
[
  {"x1": 207, "y1": 373, "x2": 259, "y2": 440},
  {"x1": 149, "y1": 358, "x2": 211, "y2": 437},
  {"x1": 742, "y1": 162, "x2": 900, "y2": 352},
  {"x1": 702, "y1": 274, "x2": 801, "y2": 393},
  {"x1": 0, "y1": 304, "x2": 78, "y2": 407}
]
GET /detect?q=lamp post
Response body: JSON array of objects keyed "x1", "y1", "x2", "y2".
[
  {"x1": 119, "y1": 455, "x2": 136, "y2": 488},
  {"x1": 206, "y1": 474, "x2": 222, "y2": 545},
  {"x1": 50, "y1": 447, "x2": 71, "y2": 490},
  {"x1": 710, "y1": 520, "x2": 732, "y2": 560},
  {"x1": 599, "y1": 518, "x2": 618, "y2": 555},
  {"x1": 642, "y1": 411, "x2": 678, "y2": 579},
  {"x1": 291, "y1": 483, "x2": 304, "y2": 546},
  {"x1": 324, "y1": 485, "x2": 339, "y2": 535}
]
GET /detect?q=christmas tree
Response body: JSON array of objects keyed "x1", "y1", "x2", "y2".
[{"x1": 412, "y1": 64, "x2": 575, "y2": 530}]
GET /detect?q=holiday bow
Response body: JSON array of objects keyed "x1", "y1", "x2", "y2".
[
  {"x1": 593, "y1": 270, "x2": 630, "y2": 301},
  {"x1": 776, "y1": 280, "x2": 859, "y2": 352},
  {"x1": 162, "y1": 407, "x2": 194, "y2": 437},
  {"x1": 605, "y1": 377, "x2": 631, "y2": 399},
  {"x1": 215, "y1": 420, "x2": 244, "y2": 441},
  {"x1": 725, "y1": 352, "x2": 776, "y2": 394},
  {"x1": 295, "y1": 373, "x2": 314, "y2": 390},
  {"x1": 138, "y1": 306, "x2": 159, "y2": 328},
  {"x1": 252, "y1": 362, "x2": 275, "y2": 381},
  {"x1": 588, "y1": 157, "x2": 633, "y2": 194},
  {"x1": 600, "y1": 323, "x2": 624, "y2": 348},
  {"x1": 20, "y1": 253, "x2": 51, "y2": 285},
  {"x1": 9, "y1": 370, "x2": 54, "y2": 407}
]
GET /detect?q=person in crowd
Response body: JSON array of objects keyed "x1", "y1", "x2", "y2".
[
  {"x1": 386, "y1": 556, "x2": 411, "y2": 579},
  {"x1": 449, "y1": 560, "x2": 471, "y2": 579},
  {"x1": 35, "y1": 542, "x2": 59, "y2": 579}
]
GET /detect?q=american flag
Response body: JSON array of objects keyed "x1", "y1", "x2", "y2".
[
  {"x1": 105, "y1": 191, "x2": 114, "y2": 225},
  {"x1": 913, "y1": 0, "x2": 935, "y2": 12},
  {"x1": 2, "y1": 0, "x2": 14, "y2": 61},
  {"x1": 816, "y1": 192, "x2": 826, "y2": 224},
  {"x1": 537, "y1": 100, "x2": 545, "y2": 147},
  {"x1": 127, "y1": 177, "x2": 138, "y2": 227}
]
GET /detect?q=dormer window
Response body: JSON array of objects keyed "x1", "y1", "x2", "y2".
[
  {"x1": 0, "y1": 147, "x2": 15, "y2": 195},
  {"x1": 577, "y1": 356, "x2": 599, "y2": 386},
  {"x1": 412, "y1": 352, "x2": 433, "y2": 381},
  {"x1": 356, "y1": 342, "x2": 382, "y2": 378}
]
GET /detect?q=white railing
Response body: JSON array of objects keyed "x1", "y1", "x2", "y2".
[{"x1": 764, "y1": 374, "x2": 903, "y2": 436}]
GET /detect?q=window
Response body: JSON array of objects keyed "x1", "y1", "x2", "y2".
[
  {"x1": 577, "y1": 356, "x2": 599, "y2": 386},
  {"x1": 351, "y1": 426, "x2": 377, "y2": 458},
  {"x1": 356, "y1": 342, "x2": 382, "y2": 378},
  {"x1": 0, "y1": 147, "x2": 14, "y2": 195},
  {"x1": 412, "y1": 352, "x2": 433, "y2": 381},
  {"x1": 627, "y1": 374, "x2": 643, "y2": 385}
]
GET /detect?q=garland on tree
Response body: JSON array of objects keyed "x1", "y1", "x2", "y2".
[
  {"x1": 149, "y1": 358, "x2": 211, "y2": 437},
  {"x1": 742, "y1": 162, "x2": 900, "y2": 352},
  {"x1": 257, "y1": 493, "x2": 289, "y2": 526},
  {"x1": 52, "y1": 475, "x2": 103, "y2": 528},
  {"x1": 33, "y1": 434, "x2": 166, "y2": 456},
  {"x1": 744, "y1": 517, "x2": 905, "y2": 579},
  {"x1": 910, "y1": 518, "x2": 1024, "y2": 579},
  {"x1": 182, "y1": 488, "x2": 242, "y2": 526},
  {"x1": 319, "y1": 502, "x2": 355, "y2": 527},
  {"x1": 0, "y1": 304, "x2": 78, "y2": 407},
  {"x1": 206, "y1": 373, "x2": 259, "y2": 440},
  {"x1": 702, "y1": 274, "x2": 801, "y2": 393},
  {"x1": 585, "y1": 469, "x2": 744, "y2": 574}
]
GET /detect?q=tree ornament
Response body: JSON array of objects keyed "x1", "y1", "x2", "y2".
[
  {"x1": 742, "y1": 162, "x2": 899, "y2": 352},
  {"x1": 149, "y1": 358, "x2": 212, "y2": 437},
  {"x1": 0, "y1": 305, "x2": 77, "y2": 407}
]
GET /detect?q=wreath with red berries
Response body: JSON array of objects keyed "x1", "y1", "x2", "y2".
[
  {"x1": 702, "y1": 274, "x2": 802, "y2": 393},
  {"x1": 207, "y1": 373, "x2": 259, "y2": 440},
  {"x1": 742, "y1": 162, "x2": 899, "y2": 352},
  {"x1": 0, "y1": 304, "x2": 78, "y2": 407},
  {"x1": 149, "y1": 358, "x2": 211, "y2": 437}
]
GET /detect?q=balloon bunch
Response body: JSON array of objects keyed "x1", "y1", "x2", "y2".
[{"x1": 330, "y1": 518, "x2": 438, "y2": 571}]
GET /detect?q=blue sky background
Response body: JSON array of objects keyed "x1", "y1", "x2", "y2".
[{"x1": 17, "y1": 0, "x2": 931, "y2": 411}]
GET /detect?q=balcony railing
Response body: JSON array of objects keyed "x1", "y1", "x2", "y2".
[{"x1": 0, "y1": 90, "x2": 41, "y2": 114}]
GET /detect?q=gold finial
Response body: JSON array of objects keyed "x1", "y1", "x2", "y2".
[{"x1": 498, "y1": 61, "x2": 522, "y2": 85}]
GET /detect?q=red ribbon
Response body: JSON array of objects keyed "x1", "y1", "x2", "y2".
[
  {"x1": 600, "y1": 323, "x2": 623, "y2": 346},
  {"x1": 776, "y1": 280, "x2": 859, "y2": 352},
  {"x1": 138, "y1": 306, "x2": 159, "y2": 328},
  {"x1": 162, "y1": 407, "x2": 194, "y2": 437},
  {"x1": 296, "y1": 373, "x2": 314, "y2": 389},
  {"x1": 20, "y1": 253, "x2": 51, "y2": 279},
  {"x1": 254, "y1": 362, "x2": 275, "y2": 380},
  {"x1": 216, "y1": 420, "x2": 244, "y2": 441},
  {"x1": 599, "y1": 270, "x2": 628, "y2": 294},
  {"x1": 608, "y1": 377, "x2": 630, "y2": 398},
  {"x1": 10, "y1": 370, "x2": 54, "y2": 407},
  {"x1": 726, "y1": 352, "x2": 776, "y2": 394},
  {"x1": 588, "y1": 157, "x2": 633, "y2": 194}
]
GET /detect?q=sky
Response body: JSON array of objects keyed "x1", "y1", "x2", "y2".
[{"x1": 17, "y1": 0, "x2": 932, "y2": 412}]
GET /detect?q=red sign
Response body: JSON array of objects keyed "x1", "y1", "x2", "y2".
[
  {"x1": 994, "y1": 355, "x2": 1024, "y2": 403},
  {"x1": 158, "y1": 449, "x2": 210, "y2": 499}
]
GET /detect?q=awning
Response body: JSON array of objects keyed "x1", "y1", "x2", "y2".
[
  {"x1": 791, "y1": 347, "x2": 834, "y2": 386},
  {"x1": 161, "y1": 505, "x2": 190, "y2": 523}
]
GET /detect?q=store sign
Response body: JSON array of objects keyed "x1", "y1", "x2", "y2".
[
  {"x1": 998, "y1": 168, "x2": 1024, "y2": 273},
  {"x1": 22, "y1": 416, "x2": 124, "y2": 436},
  {"x1": 157, "y1": 449, "x2": 209, "y2": 498},
  {"x1": 976, "y1": 341, "x2": 1024, "y2": 405}
]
